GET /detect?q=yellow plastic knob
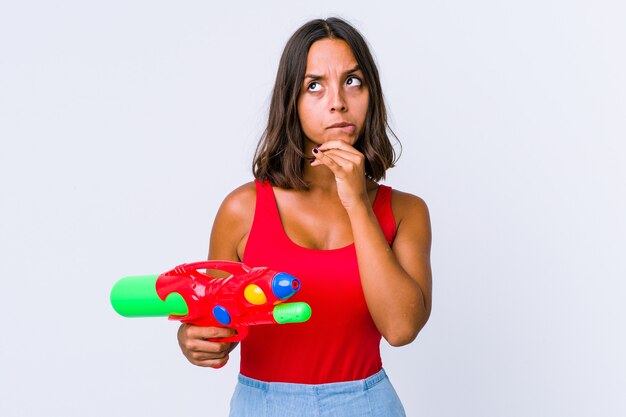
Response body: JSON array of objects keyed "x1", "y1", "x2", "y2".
[{"x1": 244, "y1": 284, "x2": 267, "y2": 305}]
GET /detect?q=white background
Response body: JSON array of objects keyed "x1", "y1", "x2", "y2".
[{"x1": 1, "y1": 1, "x2": 625, "y2": 416}]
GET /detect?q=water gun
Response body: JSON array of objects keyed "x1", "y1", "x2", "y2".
[{"x1": 110, "y1": 260, "x2": 312, "y2": 342}]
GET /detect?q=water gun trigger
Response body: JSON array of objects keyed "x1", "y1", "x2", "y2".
[{"x1": 209, "y1": 325, "x2": 249, "y2": 343}]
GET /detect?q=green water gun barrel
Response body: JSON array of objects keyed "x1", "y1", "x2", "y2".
[
  {"x1": 110, "y1": 275, "x2": 189, "y2": 317},
  {"x1": 273, "y1": 302, "x2": 312, "y2": 324}
]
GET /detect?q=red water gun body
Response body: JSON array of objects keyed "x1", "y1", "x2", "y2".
[{"x1": 111, "y1": 261, "x2": 311, "y2": 343}]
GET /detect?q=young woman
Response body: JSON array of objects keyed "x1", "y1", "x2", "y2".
[{"x1": 177, "y1": 17, "x2": 432, "y2": 416}]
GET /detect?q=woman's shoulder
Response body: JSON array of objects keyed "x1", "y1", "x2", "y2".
[
  {"x1": 218, "y1": 181, "x2": 257, "y2": 220},
  {"x1": 210, "y1": 181, "x2": 257, "y2": 260},
  {"x1": 388, "y1": 187, "x2": 430, "y2": 225}
]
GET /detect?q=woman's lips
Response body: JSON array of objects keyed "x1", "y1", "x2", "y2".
[{"x1": 327, "y1": 123, "x2": 356, "y2": 133}]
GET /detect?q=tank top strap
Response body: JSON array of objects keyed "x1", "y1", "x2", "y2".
[
  {"x1": 252, "y1": 179, "x2": 282, "y2": 233},
  {"x1": 372, "y1": 184, "x2": 397, "y2": 246}
]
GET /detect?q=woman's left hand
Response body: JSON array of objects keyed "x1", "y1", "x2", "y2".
[{"x1": 311, "y1": 140, "x2": 368, "y2": 211}]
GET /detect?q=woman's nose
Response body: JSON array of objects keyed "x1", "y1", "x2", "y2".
[{"x1": 328, "y1": 86, "x2": 347, "y2": 112}]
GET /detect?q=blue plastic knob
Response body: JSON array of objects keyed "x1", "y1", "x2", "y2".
[{"x1": 213, "y1": 305, "x2": 231, "y2": 325}]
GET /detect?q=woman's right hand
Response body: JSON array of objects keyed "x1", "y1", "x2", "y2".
[{"x1": 177, "y1": 323, "x2": 238, "y2": 368}]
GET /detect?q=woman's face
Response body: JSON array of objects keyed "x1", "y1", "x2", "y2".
[{"x1": 297, "y1": 38, "x2": 369, "y2": 146}]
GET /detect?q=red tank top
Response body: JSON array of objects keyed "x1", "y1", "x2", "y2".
[{"x1": 241, "y1": 179, "x2": 397, "y2": 384}]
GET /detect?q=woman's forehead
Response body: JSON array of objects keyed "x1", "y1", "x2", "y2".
[{"x1": 305, "y1": 38, "x2": 359, "y2": 74}]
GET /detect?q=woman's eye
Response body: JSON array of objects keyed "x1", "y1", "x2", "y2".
[
  {"x1": 308, "y1": 82, "x2": 321, "y2": 91},
  {"x1": 346, "y1": 76, "x2": 362, "y2": 87}
]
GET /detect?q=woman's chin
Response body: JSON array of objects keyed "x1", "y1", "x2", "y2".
[{"x1": 326, "y1": 135, "x2": 357, "y2": 145}]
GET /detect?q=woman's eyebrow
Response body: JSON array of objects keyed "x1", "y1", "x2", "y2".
[
  {"x1": 304, "y1": 65, "x2": 362, "y2": 81},
  {"x1": 304, "y1": 73, "x2": 322, "y2": 81},
  {"x1": 345, "y1": 65, "x2": 361, "y2": 75}
]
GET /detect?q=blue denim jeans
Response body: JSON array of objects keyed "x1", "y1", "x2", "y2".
[{"x1": 229, "y1": 368, "x2": 406, "y2": 417}]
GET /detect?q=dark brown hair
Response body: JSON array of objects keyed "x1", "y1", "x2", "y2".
[{"x1": 253, "y1": 17, "x2": 400, "y2": 190}]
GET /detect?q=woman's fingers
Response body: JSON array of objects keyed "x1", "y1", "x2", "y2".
[
  {"x1": 187, "y1": 338, "x2": 232, "y2": 355},
  {"x1": 317, "y1": 140, "x2": 362, "y2": 156},
  {"x1": 312, "y1": 148, "x2": 363, "y2": 174},
  {"x1": 192, "y1": 354, "x2": 231, "y2": 368},
  {"x1": 185, "y1": 324, "x2": 236, "y2": 340},
  {"x1": 177, "y1": 324, "x2": 237, "y2": 368},
  {"x1": 313, "y1": 141, "x2": 364, "y2": 166},
  {"x1": 310, "y1": 141, "x2": 369, "y2": 209},
  {"x1": 311, "y1": 150, "x2": 356, "y2": 173}
]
